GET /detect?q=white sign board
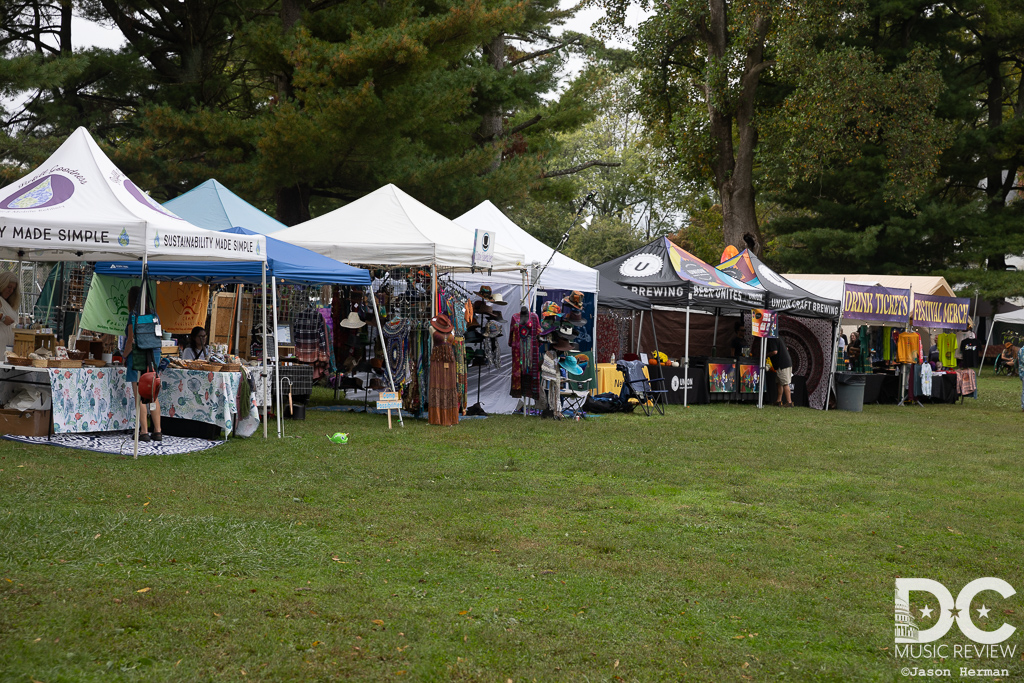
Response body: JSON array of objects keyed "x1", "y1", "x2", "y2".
[{"x1": 471, "y1": 229, "x2": 495, "y2": 269}]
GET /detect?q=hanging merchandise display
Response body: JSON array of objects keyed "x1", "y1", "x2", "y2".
[
  {"x1": 897, "y1": 331, "x2": 921, "y2": 364},
  {"x1": 936, "y1": 332, "x2": 958, "y2": 368},
  {"x1": 510, "y1": 308, "x2": 542, "y2": 400}
]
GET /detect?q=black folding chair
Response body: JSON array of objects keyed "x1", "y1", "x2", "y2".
[{"x1": 616, "y1": 359, "x2": 668, "y2": 416}]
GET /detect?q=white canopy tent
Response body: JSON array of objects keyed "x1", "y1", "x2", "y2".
[
  {"x1": 452, "y1": 202, "x2": 599, "y2": 415},
  {"x1": 453, "y1": 201, "x2": 599, "y2": 291},
  {"x1": 0, "y1": 127, "x2": 269, "y2": 455},
  {"x1": 274, "y1": 184, "x2": 525, "y2": 271},
  {"x1": 980, "y1": 309, "x2": 1024, "y2": 374},
  {"x1": 0, "y1": 128, "x2": 266, "y2": 263}
]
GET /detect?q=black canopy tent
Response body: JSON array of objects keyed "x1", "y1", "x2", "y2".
[
  {"x1": 596, "y1": 238, "x2": 766, "y2": 406},
  {"x1": 716, "y1": 250, "x2": 842, "y2": 410}
]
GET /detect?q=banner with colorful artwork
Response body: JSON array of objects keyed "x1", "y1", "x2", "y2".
[
  {"x1": 155, "y1": 281, "x2": 210, "y2": 333},
  {"x1": 911, "y1": 293, "x2": 971, "y2": 330},
  {"x1": 843, "y1": 284, "x2": 910, "y2": 323},
  {"x1": 751, "y1": 309, "x2": 778, "y2": 338},
  {"x1": 707, "y1": 362, "x2": 736, "y2": 393},
  {"x1": 738, "y1": 362, "x2": 760, "y2": 393}
]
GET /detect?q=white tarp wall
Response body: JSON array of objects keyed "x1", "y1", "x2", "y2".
[{"x1": 462, "y1": 281, "x2": 522, "y2": 415}]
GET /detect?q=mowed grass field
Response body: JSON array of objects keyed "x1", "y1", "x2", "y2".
[{"x1": 1, "y1": 375, "x2": 1023, "y2": 682}]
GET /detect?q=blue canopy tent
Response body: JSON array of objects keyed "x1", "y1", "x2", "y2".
[
  {"x1": 163, "y1": 179, "x2": 286, "y2": 235},
  {"x1": 95, "y1": 228, "x2": 401, "y2": 432}
]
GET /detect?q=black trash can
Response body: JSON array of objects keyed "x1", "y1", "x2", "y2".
[{"x1": 834, "y1": 372, "x2": 867, "y2": 412}]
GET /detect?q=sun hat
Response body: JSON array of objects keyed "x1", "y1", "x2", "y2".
[
  {"x1": 541, "y1": 353, "x2": 560, "y2": 381},
  {"x1": 340, "y1": 311, "x2": 366, "y2": 329},
  {"x1": 464, "y1": 328, "x2": 484, "y2": 344},
  {"x1": 563, "y1": 308, "x2": 587, "y2": 327},
  {"x1": 490, "y1": 293, "x2": 508, "y2": 306},
  {"x1": 486, "y1": 309, "x2": 504, "y2": 322},
  {"x1": 473, "y1": 299, "x2": 494, "y2": 316},
  {"x1": 550, "y1": 337, "x2": 572, "y2": 352},
  {"x1": 541, "y1": 301, "x2": 561, "y2": 318},
  {"x1": 562, "y1": 290, "x2": 584, "y2": 310},
  {"x1": 474, "y1": 285, "x2": 495, "y2": 300},
  {"x1": 430, "y1": 314, "x2": 453, "y2": 334},
  {"x1": 557, "y1": 322, "x2": 578, "y2": 339},
  {"x1": 483, "y1": 320, "x2": 503, "y2": 338},
  {"x1": 559, "y1": 355, "x2": 583, "y2": 375}
]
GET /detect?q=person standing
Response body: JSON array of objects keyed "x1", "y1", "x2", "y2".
[
  {"x1": 768, "y1": 335, "x2": 793, "y2": 407},
  {"x1": 0, "y1": 271, "x2": 21, "y2": 353},
  {"x1": 730, "y1": 320, "x2": 745, "y2": 358},
  {"x1": 123, "y1": 286, "x2": 162, "y2": 441},
  {"x1": 1018, "y1": 344, "x2": 1024, "y2": 412}
]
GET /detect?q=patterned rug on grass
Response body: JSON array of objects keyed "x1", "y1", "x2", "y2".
[{"x1": 2, "y1": 432, "x2": 225, "y2": 456}]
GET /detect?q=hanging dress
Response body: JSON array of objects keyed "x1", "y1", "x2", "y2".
[
  {"x1": 428, "y1": 330, "x2": 459, "y2": 425},
  {"x1": 509, "y1": 312, "x2": 541, "y2": 399}
]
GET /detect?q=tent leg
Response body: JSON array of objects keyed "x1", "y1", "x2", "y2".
[
  {"x1": 636, "y1": 311, "x2": 643, "y2": 355},
  {"x1": 272, "y1": 276, "x2": 283, "y2": 438},
  {"x1": 683, "y1": 305, "x2": 690, "y2": 408},
  {"x1": 650, "y1": 306, "x2": 664, "y2": 401},
  {"x1": 711, "y1": 308, "x2": 719, "y2": 357},
  {"x1": 133, "y1": 255, "x2": 148, "y2": 460},
  {"x1": 757, "y1": 338, "x2": 767, "y2": 409},
  {"x1": 370, "y1": 284, "x2": 402, "y2": 427},
  {"x1": 979, "y1": 319, "x2": 994, "y2": 376},
  {"x1": 261, "y1": 267, "x2": 267, "y2": 439}
]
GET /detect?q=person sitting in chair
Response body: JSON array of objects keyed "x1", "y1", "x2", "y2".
[
  {"x1": 1000, "y1": 342, "x2": 1017, "y2": 374},
  {"x1": 181, "y1": 326, "x2": 211, "y2": 361}
]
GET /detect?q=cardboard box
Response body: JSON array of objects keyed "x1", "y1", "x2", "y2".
[{"x1": 0, "y1": 409, "x2": 51, "y2": 437}]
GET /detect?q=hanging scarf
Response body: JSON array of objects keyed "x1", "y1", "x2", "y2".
[{"x1": 382, "y1": 318, "x2": 411, "y2": 387}]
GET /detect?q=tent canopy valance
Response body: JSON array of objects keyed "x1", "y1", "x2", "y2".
[
  {"x1": 275, "y1": 184, "x2": 526, "y2": 272},
  {"x1": 453, "y1": 201, "x2": 598, "y2": 291},
  {"x1": 718, "y1": 250, "x2": 841, "y2": 319},
  {"x1": 163, "y1": 180, "x2": 287, "y2": 236},
  {"x1": 596, "y1": 237, "x2": 763, "y2": 311},
  {"x1": 598, "y1": 275, "x2": 651, "y2": 311},
  {"x1": 0, "y1": 128, "x2": 266, "y2": 263},
  {"x1": 94, "y1": 227, "x2": 370, "y2": 286}
]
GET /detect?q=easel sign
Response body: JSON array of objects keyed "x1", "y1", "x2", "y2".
[{"x1": 376, "y1": 390, "x2": 403, "y2": 429}]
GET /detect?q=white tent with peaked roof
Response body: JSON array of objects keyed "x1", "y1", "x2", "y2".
[
  {"x1": 453, "y1": 200, "x2": 599, "y2": 291},
  {"x1": 274, "y1": 184, "x2": 524, "y2": 271},
  {"x1": 0, "y1": 128, "x2": 266, "y2": 262}
]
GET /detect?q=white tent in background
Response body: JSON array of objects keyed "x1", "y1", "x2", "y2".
[
  {"x1": 453, "y1": 201, "x2": 599, "y2": 292},
  {"x1": 0, "y1": 128, "x2": 266, "y2": 262},
  {"x1": 274, "y1": 184, "x2": 525, "y2": 271}
]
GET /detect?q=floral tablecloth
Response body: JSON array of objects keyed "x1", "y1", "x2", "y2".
[
  {"x1": 47, "y1": 367, "x2": 258, "y2": 437},
  {"x1": 48, "y1": 367, "x2": 134, "y2": 433},
  {"x1": 160, "y1": 369, "x2": 259, "y2": 437}
]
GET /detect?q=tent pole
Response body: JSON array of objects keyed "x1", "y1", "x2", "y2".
[
  {"x1": 370, "y1": 283, "x2": 402, "y2": 427},
  {"x1": 233, "y1": 283, "x2": 243, "y2": 356},
  {"x1": 636, "y1": 311, "x2": 643, "y2": 355},
  {"x1": 133, "y1": 255, "x2": 148, "y2": 460},
  {"x1": 272, "y1": 276, "x2": 282, "y2": 438},
  {"x1": 261, "y1": 265, "x2": 268, "y2": 439},
  {"x1": 711, "y1": 308, "x2": 719, "y2": 356},
  {"x1": 979, "y1": 316, "x2": 994, "y2": 376},
  {"x1": 824, "y1": 278, "x2": 845, "y2": 411},
  {"x1": 683, "y1": 299, "x2": 691, "y2": 408},
  {"x1": 592, "y1": 290, "x2": 599, "y2": 359},
  {"x1": 757, "y1": 336, "x2": 767, "y2": 409},
  {"x1": 650, "y1": 305, "x2": 664, "y2": 402}
]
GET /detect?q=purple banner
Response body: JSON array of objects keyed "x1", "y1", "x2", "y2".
[
  {"x1": 912, "y1": 293, "x2": 971, "y2": 330},
  {"x1": 843, "y1": 284, "x2": 910, "y2": 323}
]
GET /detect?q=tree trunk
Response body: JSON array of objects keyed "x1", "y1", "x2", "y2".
[
  {"x1": 59, "y1": 0, "x2": 72, "y2": 55},
  {"x1": 983, "y1": 43, "x2": 1006, "y2": 272},
  {"x1": 477, "y1": 34, "x2": 505, "y2": 173},
  {"x1": 704, "y1": 0, "x2": 767, "y2": 257}
]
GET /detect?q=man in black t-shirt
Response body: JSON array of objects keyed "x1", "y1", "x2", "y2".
[
  {"x1": 730, "y1": 320, "x2": 745, "y2": 358},
  {"x1": 767, "y1": 336, "x2": 793, "y2": 406}
]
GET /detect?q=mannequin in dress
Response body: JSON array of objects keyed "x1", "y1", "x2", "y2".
[{"x1": 428, "y1": 314, "x2": 459, "y2": 426}]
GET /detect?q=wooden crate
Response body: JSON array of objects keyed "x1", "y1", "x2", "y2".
[
  {"x1": 14, "y1": 331, "x2": 56, "y2": 357},
  {"x1": 209, "y1": 291, "x2": 253, "y2": 356}
]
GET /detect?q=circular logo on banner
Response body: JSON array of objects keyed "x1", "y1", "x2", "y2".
[
  {"x1": 124, "y1": 179, "x2": 181, "y2": 219},
  {"x1": 481, "y1": 233, "x2": 491, "y2": 251},
  {"x1": 758, "y1": 265, "x2": 793, "y2": 290},
  {"x1": 619, "y1": 254, "x2": 663, "y2": 278},
  {"x1": 671, "y1": 375, "x2": 680, "y2": 392},
  {"x1": 683, "y1": 261, "x2": 712, "y2": 282},
  {"x1": 2, "y1": 174, "x2": 76, "y2": 210}
]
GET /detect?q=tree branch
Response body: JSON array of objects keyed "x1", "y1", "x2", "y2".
[
  {"x1": 543, "y1": 160, "x2": 621, "y2": 178},
  {"x1": 505, "y1": 38, "x2": 579, "y2": 68}
]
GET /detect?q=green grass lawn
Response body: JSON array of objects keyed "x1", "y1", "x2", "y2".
[{"x1": 1, "y1": 375, "x2": 1023, "y2": 682}]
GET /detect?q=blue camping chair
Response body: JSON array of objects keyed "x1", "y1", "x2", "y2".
[{"x1": 615, "y1": 359, "x2": 668, "y2": 416}]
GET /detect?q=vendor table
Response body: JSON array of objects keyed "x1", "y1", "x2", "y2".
[
  {"x1": 44, "y1": 366, "x2": 258, "y2": 436},
  {"x1": 659, "y1": 365, "x2": 710, "y2": 405}
]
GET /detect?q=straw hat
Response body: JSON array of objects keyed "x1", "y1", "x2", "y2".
[{"x1": 340, "y1": 311, "x2": 366, "y2": 329}]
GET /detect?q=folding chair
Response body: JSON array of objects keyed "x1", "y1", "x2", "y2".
[
  {"x1": 560, "y1": 371, "x2": 592, "y2": 418},
  {"x1": 615, "y1": 359, "x2": 668, "y2": 416}
]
